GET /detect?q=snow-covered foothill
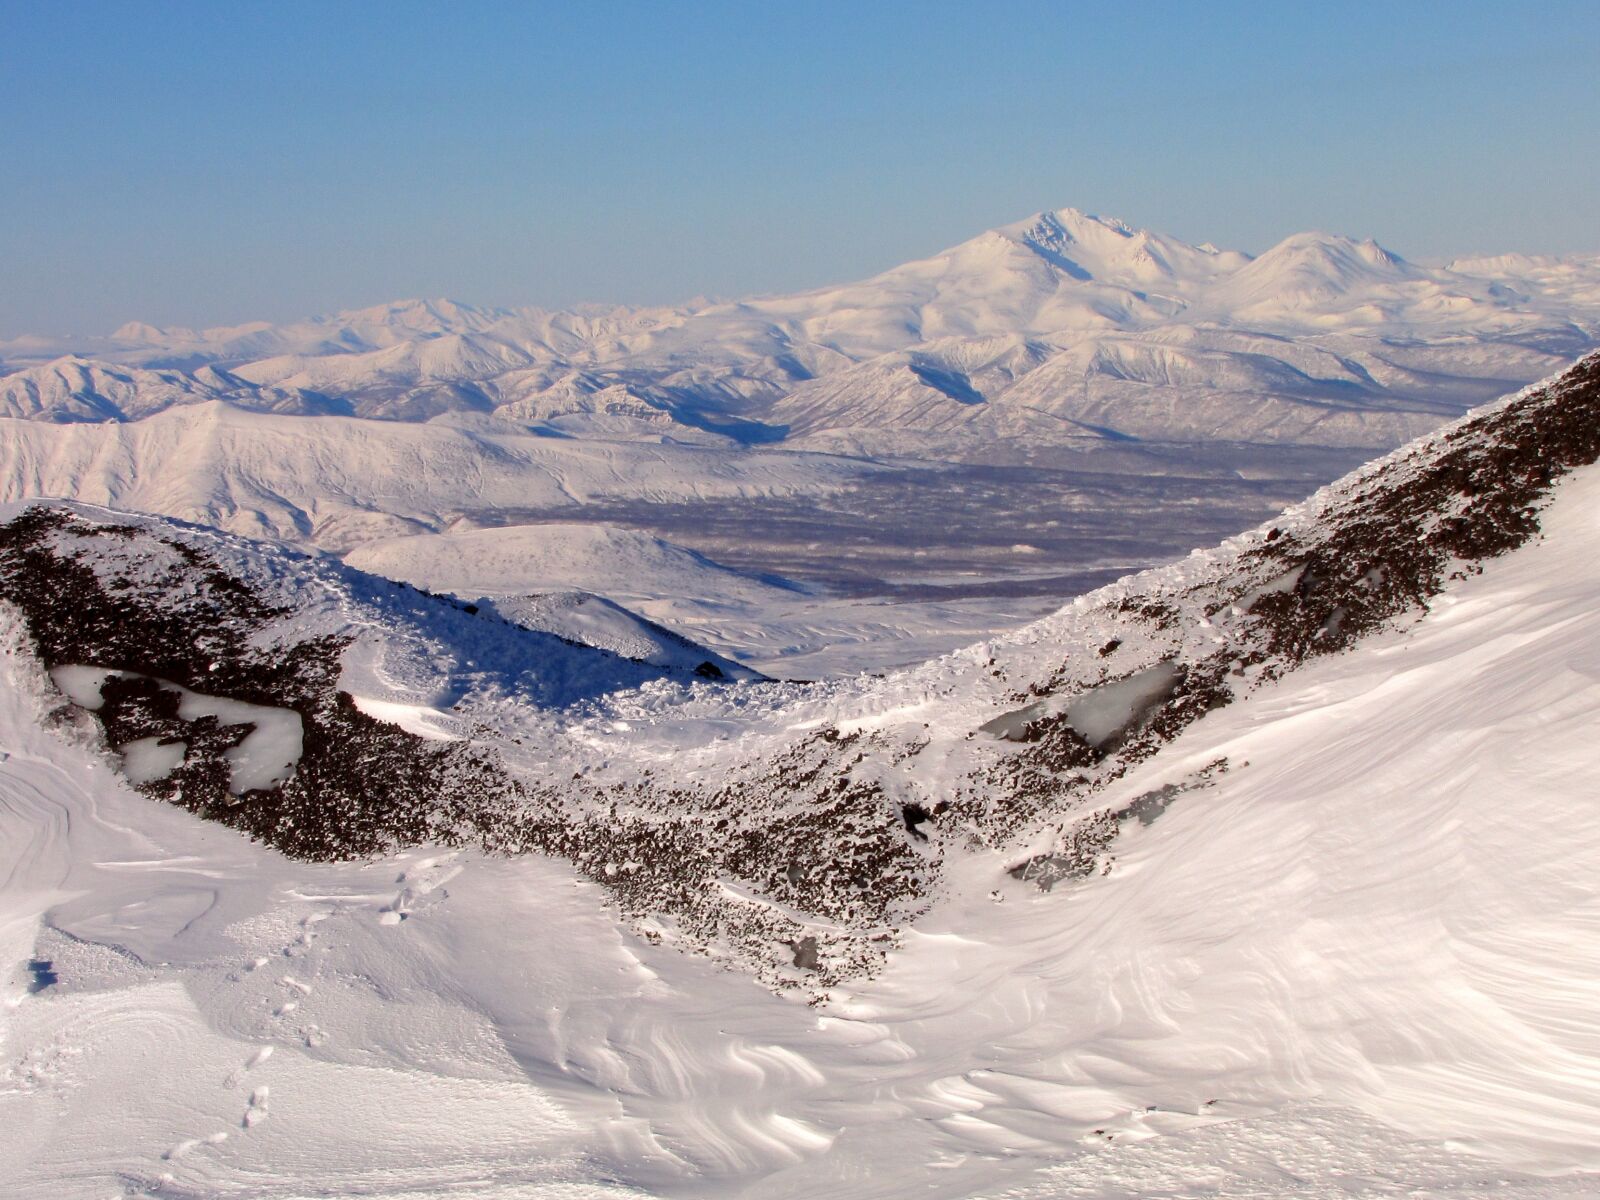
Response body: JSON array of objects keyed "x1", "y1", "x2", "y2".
[
  {"x1": 0, "y1": 402, "x2": 887, "y2": 551},
  {"x1": 485, "y1": 591, "x2": 763, "y2": 681},
  {"x1": 344, "y1": 521, "x2": 801, "y2": 612}
]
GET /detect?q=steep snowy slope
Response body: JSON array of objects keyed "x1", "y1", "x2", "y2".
[{"x1": 4, "y1": 357, "x2": 1600, "y2": 1198}]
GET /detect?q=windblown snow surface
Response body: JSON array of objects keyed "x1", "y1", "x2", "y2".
[{"x1": 4, "y1": 356, "x2": 1600, "y2": 1197}]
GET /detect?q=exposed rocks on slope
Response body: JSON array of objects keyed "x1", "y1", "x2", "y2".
[{"x1": 2, "y1": 352, "x2": 1597, "y2": 989}]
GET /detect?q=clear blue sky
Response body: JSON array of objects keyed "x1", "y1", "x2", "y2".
[{"x1": 3, "y1": 1, "x2": 1597, "y2": 336}]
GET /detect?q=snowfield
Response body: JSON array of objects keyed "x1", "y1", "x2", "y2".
[{"x1": 4, "y1": 358, "x2": 1600, "y2": 1196}]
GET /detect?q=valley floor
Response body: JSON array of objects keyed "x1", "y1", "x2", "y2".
[{"x1": 426, "y1": 446, "x2": 1362, "y2": 678}]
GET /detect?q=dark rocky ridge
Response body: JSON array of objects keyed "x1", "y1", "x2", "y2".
[
  {"x1": 0, "y1": 508, "x2": 519, "y2": 859},
  {"x1": 939, "y1": 350, "x2": 1600, "y2": 848},
  {"x1": 0, "y1": 506, "x2": 933, "y2": 984},
  {"x1": 2, "y1": 351, "x2": 1597, "y2": 987}
]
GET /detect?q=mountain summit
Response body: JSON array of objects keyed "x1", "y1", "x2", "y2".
[
  {"x1": 1001, "y1": 206, "x2": 1255, "y2": 287},
  {"x1": 2, "y1": 209, "x2": 1594, "y2": 450}
]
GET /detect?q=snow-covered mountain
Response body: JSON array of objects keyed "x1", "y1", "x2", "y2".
[
  {"x1": 0, "y1": 355, "x2": 342, "y2": 422},
  {"x1": 4, "y1": 209, "x2": 1595, "y2": 451},
  {"x1": 3, "y1": 353, "x2": 1599, "y2": 1196},
  {"x1": 0, "y1": 401, "x2": 887, "y2": 550}
]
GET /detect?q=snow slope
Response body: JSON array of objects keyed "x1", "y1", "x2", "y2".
[
  {"x1": 344, "y1": 521, "x2": 802, "y2": 611},
  {"x1": 344, "y1": 522, "x2": 800, "y2": 679},
  {"x1": 484, "y1": 591, "x2": 762, "y2": 681},
  {"x1": 6, "y1": 367, "x2": 1600, "y2": 1195}
]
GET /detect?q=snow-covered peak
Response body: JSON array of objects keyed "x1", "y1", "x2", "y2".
[
  {"x1": 992, "y1": 207, "x2": 1253, "y2": 288},
  {"x1": 111, "y1": 320, "x2": 189, "y2": 343},
  {"x1": 1206, "y1": 229, "x2": 1460, "y2": 325},
  {"x1": 3, "y1": 208, "x2": 1595, "y2": 440},
  {"x1": 316, "y1": 297, "x2": 512, "y2": 336},
  {"x1": 1004, "y1": 206, "x2": 1138, "y2": 249},
  {"x1": 1245, "y1": 230, "x2": 1414, "y2": 280}
]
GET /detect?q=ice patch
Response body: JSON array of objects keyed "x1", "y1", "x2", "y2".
[
  {"x1": 118, "y1": 736, "x2": 187, "y2": 785},
  {"x1": 1234, "y1": 562, "x2": 1307, "y2": 612},
  {"x1": 171, "y1": 688, "x2": 302, "y2": 793},
  {"x1": 49, "y1": 664, "x2": 115, "y2": 710},
  {"x1": 50, "y1": 666, "x2": 303, "y2": 793},
  {"x1": 982, "y1": 661, "x2": 1183, "y2": 747},
  {"x1": 1062, "y1": 661, "x2": 1185, "y2": 746},
  {"x1": 348, "y1": 694, "x2": 458, "y2": 741}
]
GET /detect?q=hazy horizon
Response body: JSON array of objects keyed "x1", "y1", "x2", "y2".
[{"x1": 4, "y1": 0, "x2": 1597, "y2": 338}]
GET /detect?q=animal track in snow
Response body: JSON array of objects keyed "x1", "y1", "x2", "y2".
[
  {"x1": 242, "y1": 1086, "x2": 269, "y2": 1128},
  {"x1": 229, "y1": 954, "x2": 271, "y2": 980},
  {"x1": 225, "y1": 1044, "x2": 274, "y2": 1089},
  {"x1": 377, "y1": 854, "x2": 461, "y2": 925},
  {"x1": 162, "y1": 1131, "x2": 228, "y2": 1161},
  {"x1": 285, "y1": 909, "x2": 332, "y2": 953},
  {"x1": 271, "y1": 970, "x2": 313, "y2": 1017}
]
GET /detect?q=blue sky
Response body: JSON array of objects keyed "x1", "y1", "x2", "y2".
[{"x1": 3, "y1": 1, "x2": 1597, "y2": 335}]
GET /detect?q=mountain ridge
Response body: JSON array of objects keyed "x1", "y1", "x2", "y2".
[{"x1": 4, "y1": 208, "x2": 1595, "y2": 454}]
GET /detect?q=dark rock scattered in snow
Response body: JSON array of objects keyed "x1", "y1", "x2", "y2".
[{"x1": 2, "y1": 352, "x2": 1598, "y2": 986}]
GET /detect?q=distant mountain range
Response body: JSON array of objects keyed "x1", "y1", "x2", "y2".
[{"x1": 5, "y1": 208, "x2": 1597, "y2": 454}]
